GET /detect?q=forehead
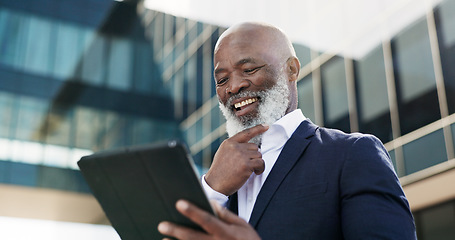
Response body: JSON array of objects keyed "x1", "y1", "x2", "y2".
[{"x1": 214, "y1": 33, "x2": 275, "y2": 68}]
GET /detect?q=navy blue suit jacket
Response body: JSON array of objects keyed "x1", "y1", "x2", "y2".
[{"x1": 227, "y1": 120, "x2": 416, "y2": 239}]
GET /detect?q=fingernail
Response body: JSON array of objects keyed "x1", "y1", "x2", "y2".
[
  {"x1": 158, "y1": 222, "x2": 169, "y2": 233},
  {"x1": 176, "y1": 200, "x2": 189, "y2": 211}
]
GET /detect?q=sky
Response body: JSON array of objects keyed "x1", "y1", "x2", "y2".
[{"x1": 143, "y1": 0, "x2": 441, "y2": 59}]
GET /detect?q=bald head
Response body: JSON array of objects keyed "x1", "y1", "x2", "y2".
[{"x1": 215, "y1": 22, "x2": 296, "y2": 65}]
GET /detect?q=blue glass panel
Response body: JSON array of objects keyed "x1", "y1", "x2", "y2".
[
  {"x1": 354, "y1": 44, "x2": 392, "y2": 142},
  {"x1": 9, "y1": 162, "x2": 38, "y2": 187},
  {"x1": 45, "y1": 105, "x2": 74, "y2": 147},
  {"x1": 392, "y1": 17, "x2": 440, "y2": 135},
  {"x1": 321, "y1": 56, "x2": 350, "y2": 132},
  {"x1": 81, "y1": 33, "x2": 106, "y2": 85},
  {"x1": 417, "y1": 201, "x2": 455, "y2": 240},
  {"x1": 107, "y1": 37, "x2": 132, "y2": 90},
  {"x1": 23, "y1": 15, "x2": 54, "y2": 76},
  {"x1": 435, "y1": 0, "x2": 455, "y2": 114},
  {"x1": 0, "y1": 11, "x2": 28, "y2": 69},
  {"x1": 75, "y1": 107, "x2": 101, "y2": 149},
  {"x1": 53, "y1": 22, "x2": 84, "y2": 80},
  {"x1": 388, "y1": 149, "x2": 398, "y2": 175},
  {"x1": 14, "y1": 96, "x2": 47, "y2": 142},
  {"x1": 297, "y1": 75, "x2": 316, "y2": 123},
  {"x1": 0, "y1": 91, "x2": 14, "y2": 138},
  {"x1": 293, "y1": 43, "x2": 311, "y2": 67},
  {"x1": 403, "y1": 129, "x2": 447, "y2": 175}
]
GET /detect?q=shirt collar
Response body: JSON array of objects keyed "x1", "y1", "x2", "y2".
[{"x1": 261, "y1": 109, "x2": 306, "y2": 152}]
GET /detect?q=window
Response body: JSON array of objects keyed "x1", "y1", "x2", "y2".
[
  {"x1": 354, "y1": 45, "x2": 392, "y2": 142},
  {"x1": 107, "y1": 37, "x2": 132, "y2": 90},
  {"x1": 434, "y1": 0, "x2": 455, "y2": 114},
  {"x1": 81, "y1": 33, "x2": 106, "y2": 85},
  {"x1": 24, "y1": 16, "x2": 54, "y2": 76},
  {"x1": 293, "y1": 43, "x2": 311, "y2": 67},
  {"x1": 415, "y1": 201, "x2": 455, "y2": 240},
  {"x1": 45, "y1": 105, "x2": 73, "y2": 147},
  {"x1": 403, "y1": 129, "x2": 447, "y2": 175},
  {"x1": 321, "y1": 56, "x2": 350, "y2": 132},
  {"x1": 0, "y1": 91, "x2": 14, "y2": 139},
  {"x1": 297, "y1": 75, "x2": 316, "y2": 123},
  {"x1": 14, "y1": 96, "x2": 47, "y2": 142},
  {"x1": 54, "y1": 22, "x2": 83, "y2": 80},
  {"x1": 392, "y1": 17, "x2": 441, "y2": 135}
]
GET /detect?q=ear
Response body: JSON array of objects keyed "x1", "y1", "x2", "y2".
[{"x1": 286, "y1": 57, "x2": 300, "y2": 82}]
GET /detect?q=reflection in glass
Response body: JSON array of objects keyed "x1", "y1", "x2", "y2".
[
  {"x1": 14, "y1": 96, "x2": 47, "y2": 142},
  {"x1": 185, "y1": 54, "x2": 198, "y2": 114},
  {"x1": 354, "y1": 45, "x2": 392, "y2": 142},
  {"x1": 392, "y1": 17, "x2": 441, "y2": 135},
  {"x1": 81, "y1": 33, "x2": 105, "y2": 85},
  {"x1": 321, "y1": 56, "x2": 350, "y2": 133},
  {"x1": 43, "y1": 144, "x2": 71, "y2": 168},
  {"x1": 12, "y1": 140, "x2": 43, "y2": 165},
  {"x1": 388, "y1": 149, "x2": 398, "y2": 176},
  {"x1": 450, "y1": 124, "x2": 455, "y2": 153},
  {"x1": 132, "y1": 42, "x2": 157, "y2": 95},
  {"x1": 75, "y1": 107, "x2": 101, "y2": 150},
  {"x1": 434, "y1": 0, "x2": 455, "y2": 114},
  {"x1": 132, "y1": 118, "x2": 154, "y2": 145},
  {"x1": 9, "y1": 162, "x2": 37, "y2": 187},
  {"x1": 293, "y1": 43, "x2": 311, "y2": 67},
  {"x1": 24, "y1": 16, "x2": 53, "y2": 76},
  {"x1": 0, "y1": 92, "x2": 14, "y2": 139},
  {"x1": 107, "y1": 37, "x2": 132, "y2": 90},
  {"x1": 416, "y1": 201, "x2": 455, "y2": 240},
  {"x1": 403, "y1": 129, "x2": 447, "y2": 175},
  {"x1": 45, "y1": 105, "x2": 73, "y2": 147},
  {"x1": 0, "y1": 10, "x2": 28, "y2": 70},
  {"x1": 211, "y1": 100, "x2": 222, "y2": 130},
  {"x1": 54, "y1": 23, "x2": 83, "y2": 80},
  {"x1": 297, "y1": 75, "x2": 316, "y2": 123}
]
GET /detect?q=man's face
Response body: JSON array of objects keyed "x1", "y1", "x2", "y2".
[{"x1": 214, "y1": 33, "x2": 290, "y2": 144}]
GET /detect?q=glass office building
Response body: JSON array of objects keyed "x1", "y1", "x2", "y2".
[{"x1": 0, "y1": 0, "x2": 454, "y2": 238}]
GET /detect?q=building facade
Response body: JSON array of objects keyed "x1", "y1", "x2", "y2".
[{"x1": 0, "y1": 0, "x2": 454, "y2": 238}]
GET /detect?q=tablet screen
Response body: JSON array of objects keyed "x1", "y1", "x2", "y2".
[{"x1": 78, "y1": 141, "x2": 214, "y2": 240}]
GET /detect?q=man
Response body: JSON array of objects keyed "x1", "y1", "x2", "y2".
[{"x1": 158, "y1": 22, "x2": 417, "y2": 239}]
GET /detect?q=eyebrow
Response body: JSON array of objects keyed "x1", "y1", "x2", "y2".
[
  {"x1": 214, "y1": 57, "x2": 258, "y2": 76},
  {"x1": 236, "y1": 57, "x2": 257, "y2": 66}
]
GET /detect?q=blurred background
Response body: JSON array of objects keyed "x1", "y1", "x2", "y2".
[{"x1": 0, "y1": 0, "x2": 454, "y2": 239}]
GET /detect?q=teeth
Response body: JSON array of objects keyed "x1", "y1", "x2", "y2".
[{"x1": 234, "y1": 98, "x2": 257, "y2": 109}]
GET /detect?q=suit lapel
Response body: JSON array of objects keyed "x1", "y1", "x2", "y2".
[
  {"x1": 248, "y1": 120, "x2": 317, "y2": 227},
  {"x1": 227, "y1": 192, "x2": 238, "y2": 214}
]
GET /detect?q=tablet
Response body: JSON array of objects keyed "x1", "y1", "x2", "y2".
[{"x1": 77, "y1": 140, "x2": 215, "y2": 240}]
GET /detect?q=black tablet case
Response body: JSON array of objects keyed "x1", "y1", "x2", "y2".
[{"x1": 77, "y1": 141, "x2": 214, "y2": 240}]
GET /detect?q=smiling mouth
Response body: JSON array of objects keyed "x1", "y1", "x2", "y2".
[{"x1": 233, "y1": 97, "x2": 258, "y2": 111}]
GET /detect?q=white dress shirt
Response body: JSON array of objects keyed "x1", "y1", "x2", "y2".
[{"x1": 202, "y1": 109, "x2": 306, "y2": 221}]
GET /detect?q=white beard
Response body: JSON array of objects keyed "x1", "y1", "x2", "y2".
[{"x1": 218, "y1": 75, "x2": 290, "y2": 145}]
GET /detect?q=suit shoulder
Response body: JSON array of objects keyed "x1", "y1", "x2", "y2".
[{"x1": 317, "y1": 127, "x2": 383, "y2": 147}]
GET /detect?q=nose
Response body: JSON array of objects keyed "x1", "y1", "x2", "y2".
[{"x1": 227, "y1": 75, "x2": 250, "y2": 95}]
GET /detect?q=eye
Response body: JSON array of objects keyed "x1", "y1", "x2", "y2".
[
  {"x1": 244, "y1": 65, "x2": 264, "y2": 74},
  {"x1": 216, "y1": 77, "x2": 228, "y2": 86}
]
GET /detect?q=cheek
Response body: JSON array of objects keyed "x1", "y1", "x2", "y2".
[
  {"x1": 252, "y1": 76, "x2": 276, "y2": 90},
  {"x1": 252, "y1": 68, "x2": 281, "y2": 89},
  {"x1": 216, "y1": 88, "x2": 227, "y2": 104}
]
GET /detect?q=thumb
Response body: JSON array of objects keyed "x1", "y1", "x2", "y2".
[{"x1": 211, "y1": 201, "x2": 247, "y2": 225}]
